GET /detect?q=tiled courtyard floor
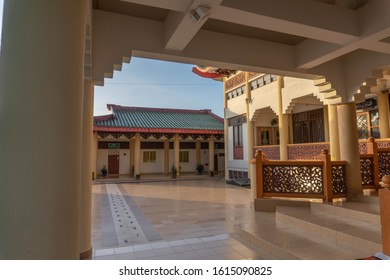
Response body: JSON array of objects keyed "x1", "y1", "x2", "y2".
[{"x1": 91, "y1": 177, "x2": 279, "y2": 260}]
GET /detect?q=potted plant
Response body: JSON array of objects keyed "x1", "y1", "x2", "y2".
[
  {"x1": 209, "y1": 170, "x2": 215, "y2": 177},
  {"x1": 135, "y1": 174, "x2": 140, "y2": 180},
  {"x1": 171, "y1": 166, "x2": 177, "y2": 178},
  {"x1": 101, "y1": 166, "x2": 107, "y2": 178},
  {"x1": 196, "y1": 163, "x2": 204, "y2": 175}
]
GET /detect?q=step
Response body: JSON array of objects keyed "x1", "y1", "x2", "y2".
[
  {"x1": 276, "y1": 206, "x2": 382, "y2": 256},
  {"x1": 311, "y1": 201, "x2": 380, "y2": 225},
  {"x1": 235, "y1": 216, "x2": 372, "y2": 260},
  {"x1": 235, "y1": 210, "x2": 379, "y2": 260}
]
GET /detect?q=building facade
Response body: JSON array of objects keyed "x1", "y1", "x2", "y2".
[
  {"x1": 93, "y1": 105, "x2": 224, "y2": 178},
  {"x1": 223, "y1": 71, "x2": 390, "y2": 181}
]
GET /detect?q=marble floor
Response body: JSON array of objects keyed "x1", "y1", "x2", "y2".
[{"x1": 91, "y1": 177, "x2": 279, "y2": 260}]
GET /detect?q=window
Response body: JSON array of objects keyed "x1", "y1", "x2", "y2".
[
  {"x1": 293, "y1": 109, "x2": 325, "y2": 143},
  {"x1": 233, "y1": 124, "x2": 244, "y2": 159},
  {"x1": 357, "y1": 110, "x2": 380, "y2": 139},
  {"x1": 233, "y1": 124, "x2": 242, "y2": 146},
  {"x1": 143, "y1": 151, "x2": 156, "y2": 163},
  {"x1": 179, "y1": 151, "x2": 189, "y2": 163}
]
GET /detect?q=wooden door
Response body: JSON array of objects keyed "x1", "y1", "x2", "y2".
[{"x1": 108, "y1": 154, "x2": 119, "y2": 174}]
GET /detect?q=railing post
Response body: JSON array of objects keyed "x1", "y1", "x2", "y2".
[
  {"x1": 320, "y1": 149, "x2": 333, "y2": 202},
  {"x1": 367, "y1": 137, "x2": 379, "y2": 188},
  {"x1": 255, "y1": 150, "x2": 264, "y2": 198},
  {"x1": 250, "y1": 159, "x2": 257, "y2": 201}
]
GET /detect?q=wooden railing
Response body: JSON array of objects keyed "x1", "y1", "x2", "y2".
[
  {"x1": 255, "y1": 149, "x2": 347, "y2": 202},
  {"x1": 360, "y1": 154, "x2": 375, "y2": 188},
  {"x1": 378, "y1": 149, "x2": 390, "y2": 179},
  {"x1": 254, "y1": 138, "x2": 390, "y2": 192},
  {"x1": 358, "y1": 138, "x2": 390, "y2": 189}
]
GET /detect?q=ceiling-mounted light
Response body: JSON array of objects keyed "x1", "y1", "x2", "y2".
[{"x1": 191, "y1": 6, "x2": 210, "y2": 23}]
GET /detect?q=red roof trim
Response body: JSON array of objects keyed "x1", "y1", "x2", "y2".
[
  {"x1": 93, "y1": 126, "x2": 224, "y2": 134},
  {"x1": 192, "y1": 67, "x2": 224, "y2": 79}
]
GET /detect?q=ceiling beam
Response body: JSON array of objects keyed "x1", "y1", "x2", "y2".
[
  {"x1": 295, "y1": 0, "x2": 390, "y2": 68},
  {"x1": 119, "y1": 0, "x2": 191, "y2": 12},
  {"x1": 164, "y1": 0, "x2": 223, "y2": 51},
  {"x1": 93, "y1": 10, "x2": 321, "y2": 80},
  {"x1": 213, "y1": 0, "x2": 360, "y2": 44}
]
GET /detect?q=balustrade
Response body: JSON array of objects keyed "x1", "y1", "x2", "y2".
[
  {"x1": 255, "y1": 149, "x2": 347, "y2": 202},
  {"x1": 253, "y1": 138, "x2": 390, "y2": 194}
]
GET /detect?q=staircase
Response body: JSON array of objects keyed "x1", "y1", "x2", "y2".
[{"x1": 235, "y1": 196, "x2": 382, "y2": 259}]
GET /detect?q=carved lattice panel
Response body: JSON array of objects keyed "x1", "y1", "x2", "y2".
[
  {"x1": 359, "y1": 142, "x2": 368, "y2": 154},
  {"x1": 331, "y1": 165, "x2": 347, "y2": 194},
  {"x1": 377, "y1": 141, "x2": 390, "y2": 149},
  {"x1": 262, "y1": 165, "x2": 323, "y2": 194},
  {"x1": 288, "y1": 144, "x2": 330, "y2": 160},
  {"x1": 357, "y1": 114, "x2": 369, "y2": 139},
  {"x1": 378, "y1": 151, "x2": 390, "y2": 179},
  {"x1": 360, "y1": 157, "x2": 374, "y2": 185},
  {"x1": 259, "y1": 146, "x2": 280, "y2": 160}
]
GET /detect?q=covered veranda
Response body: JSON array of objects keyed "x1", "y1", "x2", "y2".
[{"x1": 1, "y1": 0, "x2": 390, "y2": 259}]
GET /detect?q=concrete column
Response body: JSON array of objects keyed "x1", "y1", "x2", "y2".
[
  {"x1": 79, "y1": 80, "x2": 94, "y2": 259},
  {"x1": 134, "y1": 133, "x2": 141, "y2": 177},
  {"x1": 164, "y1": 140, "x2": 170, "y2": 176},
  {"x1": 0, "y1": 0, "x2": 88, "y2": 259},
  {"x1": 196, "y1": 140, "x2": 201, "y2": 165},
  {"x1": 92, "y1": 133, "x2": 98, "y2": 180},
  {"x1": 209, "y1": 136, "x2": 215, "y2": 173},
  {"x1": 224, "y1": 110, "x2": 230, "y2": 180},
  {"x1": 130, "y1": 139, "x2": 135, "y2": 176},
  {"x1": 174, "y1": 134, "x2": 180, "y2": 176},
  {"x1": 377, "y1": 93, "x2": 390, "y2": 138},
  {"x1": 288, "y1": 114, "x2": 293, "y2": 144},
  {"x1": 323, "y1": 105, "x2": 330, "y2": 142},
  {"x1": 247, "y1": 121, "x2": 255, "y2": 174},
  {"x1": 245, "y1": 72, "x2": 254, "y2": 176},
  {"x1": 329, "y1": 105, "x2": 341, "y2": 160},
  {"x1": 337, "y1": 102, "x2": 362, "y2": 198},
  {"x1": 277, "y1": 76, "x2": 289, "y2": 160},
  {"x1": 223, "y1": 77, "x2": 229, "y2": 180}
]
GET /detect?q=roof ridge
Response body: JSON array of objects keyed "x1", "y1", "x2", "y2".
[
  {"x1": 94, "y1": 114, "x2": 114, "y2": 121},
  {"x1": 107, "y1": 104, "x2": 215, "y2": 115}
]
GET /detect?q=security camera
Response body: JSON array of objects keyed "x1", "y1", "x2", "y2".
[{"x1": 191, "y1": 6, "x2": 210, "y2": 23}]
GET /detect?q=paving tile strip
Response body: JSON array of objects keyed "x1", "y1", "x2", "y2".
[{"x1": 106, "y1": 184, "x2": 148, "y2": 245}]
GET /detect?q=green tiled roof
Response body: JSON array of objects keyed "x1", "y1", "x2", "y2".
[{"x1": 94, "y1": 105, "x2": 224, "y2": 132}]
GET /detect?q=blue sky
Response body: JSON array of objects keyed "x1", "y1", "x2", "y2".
[
  {"x1": 94, "y1": 57, "x2": 224, "y2": 117},
  {"x1": 0, "y1": 2, "x2": 224, "y2": 118}
]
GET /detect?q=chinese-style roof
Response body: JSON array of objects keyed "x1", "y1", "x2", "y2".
[{"x1": 94, "y1": 105, "x2": 224, "y2": 135}]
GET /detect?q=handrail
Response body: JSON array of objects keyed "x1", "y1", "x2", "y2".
[
  {"x1": 263, "y1": 160, "x2": 324, "y2": 166},
  {"x1": 331, "y1": 160, "x2": 347, "y2": 165},
  {"x1": 287, "y1": 142, "x2": 329, "y2": 147}
]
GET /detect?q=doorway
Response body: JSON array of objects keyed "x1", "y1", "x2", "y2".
[{"x1": 108, "y1": 154, "x2": 119, "y2": 174}]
